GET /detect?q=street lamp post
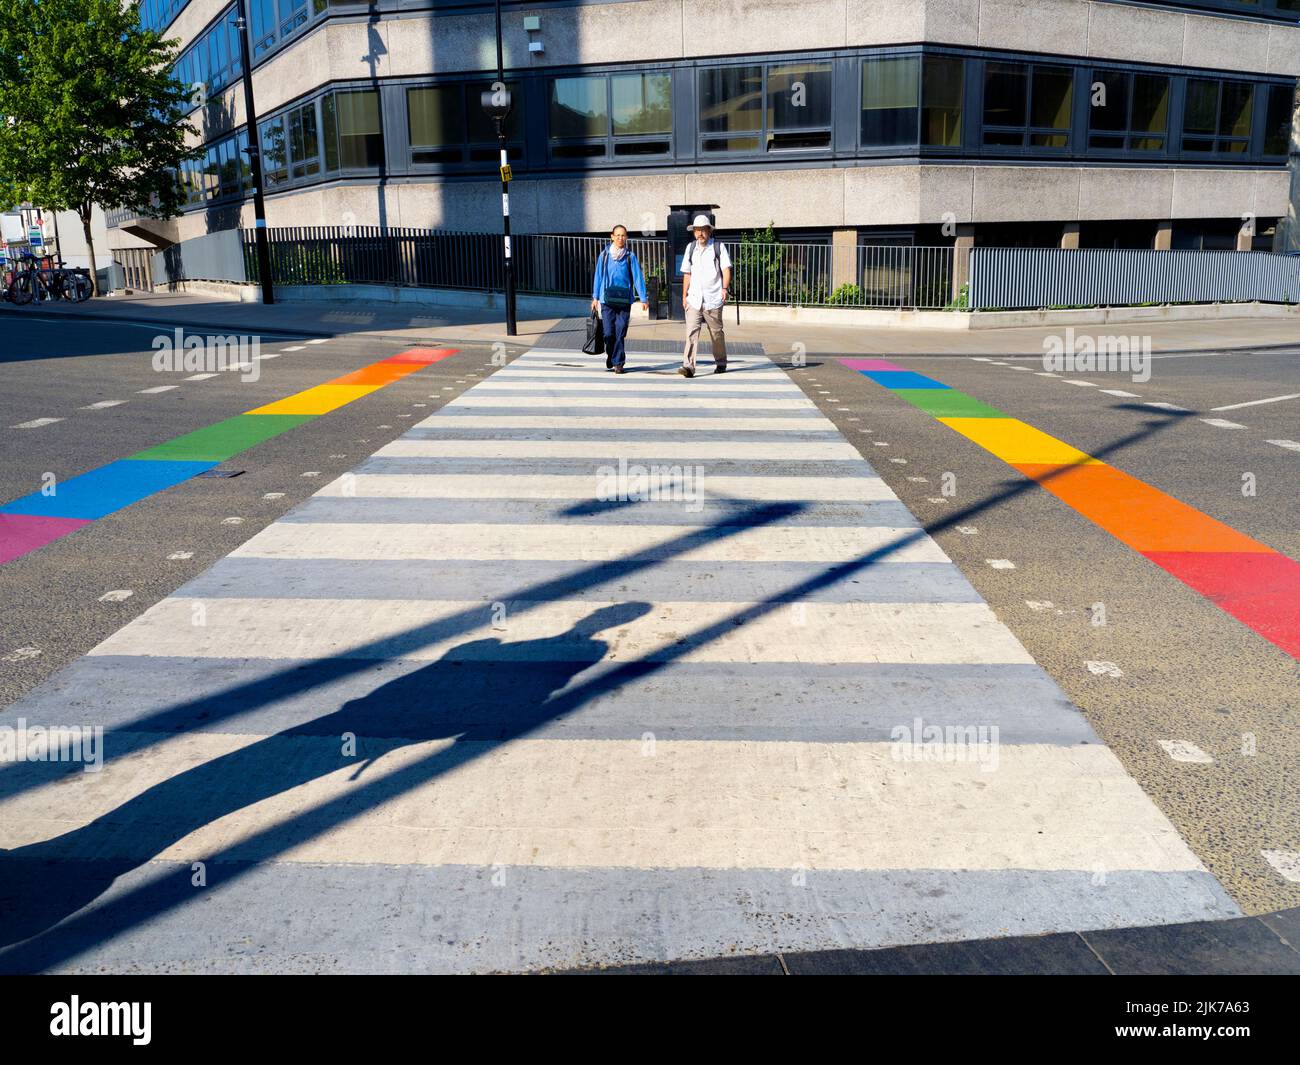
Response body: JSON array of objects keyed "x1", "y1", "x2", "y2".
[
  {"x1": 233, "y1": 0, "x2": 275, "y2": 305},
  {"x1": 482, "y1": 0, "x2": 517, "y2": 335}
]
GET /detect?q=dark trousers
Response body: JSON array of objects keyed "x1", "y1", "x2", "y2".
[{"x1": 601, "y1": 303, "x2": 630, "y2": 367}]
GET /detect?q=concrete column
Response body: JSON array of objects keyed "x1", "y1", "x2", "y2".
[
  {"x1": 1237, "y1": 216, "x2": 1255, "y2": 251},
  {"x1": 831, "y1": 229, "x2": 857, "y2": 291},
  {"x1": 1060, "y1": 222, "x2": 1081, "y2": 249},
  {"x1": 1154, "y1": 221, "x2": 1173, "y2": 250},
  {"x1": 951, "y1": 225, "x2": 975, "y2": 303}
]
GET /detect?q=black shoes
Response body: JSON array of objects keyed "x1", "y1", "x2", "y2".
[
  {"x1": 714, "y1": 365, "x2": 727, "y2": 374},
  {"x1": 614, "y1": 365, "x2": 626, "y2": 374},
  {"x1": 677, "y1": 367, "x2": 694, "y2": 378}
]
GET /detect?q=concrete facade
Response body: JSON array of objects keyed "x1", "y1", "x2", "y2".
[{"x1": 119, "y1": 0, "x2": 1300, "y2": 248}]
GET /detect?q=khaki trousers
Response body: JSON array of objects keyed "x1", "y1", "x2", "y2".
[{"x1": 682, "y1": 304, "x2": 727, "y2": 371}]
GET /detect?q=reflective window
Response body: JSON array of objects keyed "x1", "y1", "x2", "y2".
[
  {"x1": 700, "y1": 62, "x2": 831, "y2": 153},
  {"x1": 861, "y1": 55, "x2": 963, "y2": 148},
  {"x1": 549, "y1": 72, "x2": 671, "y2": 159},
  {"x1": 173, "y1": 7, "x2": 242, "y2": 112},
  {"x1": 1088, "y1": 70, "x2": 1169, "y2": 152},
  {"x1": 407, "y1": 82, "x2": 524, "y2": 165},
  {"x1": 1264, "y1": 83, "x2": 1294, "y2": 155},
  {"x1": 983, "y1": 62, "x2": 1072, "y2": 149},
  {"x1": 1183, "y1": 79, "x2": 1253, "y2": 153},
  {"x1": 327, "y1": 90, "x2": 385, "y2": 169}
]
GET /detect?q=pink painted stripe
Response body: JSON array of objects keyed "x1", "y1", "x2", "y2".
[
  {"x1": 0, "y1": 513, "x2": 91, "y2": 565},
  {"x1": 839, "y1": 358, "x2": 908, "y2": 372}
]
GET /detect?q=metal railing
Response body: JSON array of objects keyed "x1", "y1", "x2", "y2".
[
  {"x1": 968, "y1": 246, "x2": 1300, "y2": 309},
  {"x1": 114, "y1": 248, "x2": 155, "y2": 292},
  {"x1": 241, "y1": 227, "x2": 672, "y2": 300}
]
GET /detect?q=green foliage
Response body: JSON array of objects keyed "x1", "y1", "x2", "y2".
[
  {"x1": 944, "y1": 282, "x2": 970, "y2": 311},
  {"x1": 826, "y1": 282, "x2": 863, "y2": 306},
  {"x1": 0, "y1": 0, "x2": 199, "y2": 225},
  {"x1": 730, "y1": 222, "x2": 783, "y2": 303}
]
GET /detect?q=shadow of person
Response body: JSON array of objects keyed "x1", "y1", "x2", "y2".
[{"x1": 0, "y1": 602, "x2": 652, "y2": 955}]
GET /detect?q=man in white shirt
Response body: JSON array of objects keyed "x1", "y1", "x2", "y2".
[{"x1": 679, "y1": 215, "x2": 732, "y2": 378}]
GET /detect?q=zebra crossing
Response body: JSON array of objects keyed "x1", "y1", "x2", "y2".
[{"x1": 0, "y1": 345, "x2": 1238, "y2": 973}]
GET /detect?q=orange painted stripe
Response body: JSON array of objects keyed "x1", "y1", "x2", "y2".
[
  {"x1": 330, "y1": 362, "x2": 424, "y2": 387},
  {"x1": 1013, "y1": 464, "x2": 1274, "y2": 555}
]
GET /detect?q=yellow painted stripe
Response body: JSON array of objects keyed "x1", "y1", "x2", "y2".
[
  {"x1": 246, "y1": 384, "x2": 384, "y2": 417},
  {"x1": 936, "y1": 417, "x2": 1103, "y2": 467}
]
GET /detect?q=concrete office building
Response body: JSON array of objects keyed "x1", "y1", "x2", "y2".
[{"x1": 110, "y1": 0, "x2": 1300, "y2": 259}]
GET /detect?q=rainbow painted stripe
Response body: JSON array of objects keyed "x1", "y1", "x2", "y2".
[
  {"x1": 844, "y1": 357, "x2": 1300, "y2": 661},
  {"x1": 0, "y1": 347, "x2": 458, "y2": 566}
]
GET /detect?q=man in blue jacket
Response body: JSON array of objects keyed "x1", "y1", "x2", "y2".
[{"x1": 591, "y1": 224, "x2": 648, "y2": 374}]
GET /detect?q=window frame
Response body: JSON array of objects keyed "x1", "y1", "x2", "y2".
[
  {"x1": 697, "y1": 59, "x2": 834, "y2": 158},
  {"x1": 1180, "y1": 77, "x2": 1255, "y2": 157},
  {"x1": 858, "y1": 53, "x2": 965, "y2": 153},
  {"x1": 547, "y1": 70, "x2": 675, "y2": 164},
  {"x1": 980, "y1": 60, "x2": 1075, "y2": 154},
  {"x1": 1085, "y1": 68, "x2": 1171, "y2": 158},
  {"x1": 404, "y1": 80, "x2": 527, "y2": 171}
]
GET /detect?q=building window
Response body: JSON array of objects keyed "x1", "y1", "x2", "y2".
[
  {"x1": 324, "y1": 90, "x2": 384, "y2": 169},
  {"x1": 139, "y1": 0, "x2": 189, "y2": 33},
  {"x1": 860, "y1": 55, "x2": 963, "y2": 148},
  {"x1": 247, "y1": 0, "x2": 329, "y2": 58},
  {"x1": 700, "y1": 61, "x2": 831, "y2": 154},
  {"x1": 1087, "y1": 70, "x2": 1169, "y2": 152},
  {"x1": 177, "y1": 129, "x2": 249, "y2": 207},
  {"x1": 549, "y1": 72, "x2": 671, "y2": 160},
  {"x1": 173, "y1": 7, "x2": 242, "y2": 112},
  {"x1": 259, "y1": 116, "x2": 289, "y2": 187},
  {"x1": 287, "y1": 102, "x2": 321, "y2": 178},
  {"x1": 1183, "y1": 79, "x2": 1253, "y2": 153},
  {"x1": 983, "y1": 62, "x2": 1072, "y2": 149},
  {"x1": 1262, "y1": 83, "x2": 1293, "y2": 156},
  {"x1": 407, "y1": 82, "x2": 524, "y2": 165}
]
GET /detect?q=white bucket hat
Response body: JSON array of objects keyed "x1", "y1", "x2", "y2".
[{"x1": 687, "y1": 214, "x2": 713, "y2": 231}]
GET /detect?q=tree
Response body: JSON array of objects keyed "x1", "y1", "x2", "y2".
[{"x1": 0, "y1": 0, "x2": 198, "y2": 293}]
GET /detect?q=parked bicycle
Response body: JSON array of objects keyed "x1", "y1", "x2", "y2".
[{"x1": 2, "y1": 254, "x2": 92, "y2": 304}]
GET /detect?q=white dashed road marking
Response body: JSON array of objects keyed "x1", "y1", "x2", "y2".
[
  {"x1": 81, "y1": 400, "x2": 128, "y2": 410},
  {"x1": 1100, "y1": 389, "x2": 1139, "y2": 398},
  {"x1": 2, "y1": 646, "x2": 41, "y2": 662},
  {"x1": 1200, "y1": 418, "x2": 1246, "y2": 429},
  {"x1": 1142, "y1": 402, "x2": 1189, "y2": 412},
  {"x1": 1158, "y1": 740, "x2": 1215, "y2": 765},
  {"x1": 185, "y1": 373, "x2": 218, "y2": 381},
  {"x1": 138, "y1": 385, "x2": 180, "y2": 394},
  {"x1": 11, "y1": 418, "x2": 63, "y2": 429},
  {"x1": 986, "y1": 559, "x2": 1016, "y2": 570},
  {"x1": 1085, "y1": 660, "x2": 1124, "y2": 678},
  {"x1": 1261, "y1": 850, "x2": 1300, "y2": 883},
  {"x1": 1266, "y1": 439, "x2": 1300, "y2": 452},
  {"x1": 98, "y1": 590, "x2": 134, "y2": 603},
  {"x1": 1211, "y1": 393, "x2": 1300, "y2": 412},
  {"x1": 167, "y1": 552, "x2": 194, "y2": 560}
]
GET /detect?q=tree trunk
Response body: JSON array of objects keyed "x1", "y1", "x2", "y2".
[{"x1": 81, "y1": 207, "x2": 99, "y2": 297}]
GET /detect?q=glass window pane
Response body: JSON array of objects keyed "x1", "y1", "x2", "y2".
[
  {"x1": 861, "y1": 56, "x2": 919, "y2": 147},
  {"x1": 1131, "y1": 75, "x2": 1169, "y2": 134},
  {"x1": 1130, "y1": 136, "x2": 1163, "y2": 152},
  {"x1": 260, "y1": 117, "x2": 287, "y2": 185},
  {"x1": 612, "y1": 73, "x2": 672, "y2": 135},
  {"x1": 334, "y1": 90, "x2": 384, "y2": 168},
  {"x1": 289, "y1": 102, "x2": 319, "y2": 176},
  {"x1": 1219, "y1": 82, "x2": 1253, "y2": 138},
  {"x1": 467, "y1": 82, "x2": 522, "y2": 142},
  {"x1": 983, "y1": 62, "x2": 1027, "y2": 129},
  {"x1": 408, "y1": 86, "x2": 464, "y2": 151},
  {"x1": 767, "y1": 62, "x2": 832, "y2": 131},
  {"x1": 1264, "y1": 84, "x2": 1293, "y2": 156},
  {"x1": 1031, "y1": 66, "x2": 1072, "y2": 130},
  {"x1": 1089, "y1": 70, "x2": 1127, "y2": 132},
  {"x1": 699, "y1": 65, "x2": 763, "y2": 134},
  {"x1": 550, "y1": 76, "x2": 608, "y2": 140},
  {"x1": 1184, "y1": 80, "x2": 1217, "y2": 135},
  {"x1": 322, "y1": 93, "x2": 339, "y2": 172},
  {"x1": 921, "y1": 56, "x2": 963, "y2": 147},
  {"x1": 702, "y1": 135, "x2": 760, "y2": 152}
]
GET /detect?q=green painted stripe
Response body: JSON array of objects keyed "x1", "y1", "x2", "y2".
[
  {"x1": 893, "y1": 389, "x2": 1006, "y2": 419},
  {"x1": 130, "y1": 414, "x2": 316, "y2": 462}
]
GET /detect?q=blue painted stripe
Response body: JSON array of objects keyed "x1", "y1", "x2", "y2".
[
  {"x1": 859, "y1": 371, "x2": 950, "y2": 390},
  {"x1": 176, "y1": 557, "x2": 980, "y2": 605},
  {"x1": 0, "y1": 459, "x2": 218, "y2": 520},
  {"x1": 1, "y1": 657, "x2": 1096, "y2": 745},
  {"x1": 0, "y1": 859, "x2": 1238, "y2": 975}
]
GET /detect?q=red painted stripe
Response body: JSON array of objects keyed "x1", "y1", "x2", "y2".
[
  {"x1": 0, "y1": 513, "x2": 92, "y2": 565},
  {"x1": 1144, "y1": 550, "x2": 1300, "y2": 660},
  {"x1": 385, "y1": 347, "x2": 459, "y2": 364}
]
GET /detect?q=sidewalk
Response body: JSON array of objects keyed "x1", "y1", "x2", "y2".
[
  {"x1": 13, "y1": 288, "x2": 1300, "y2": 355},
  {"x1": 0, "y1": 339, "x2": 1239, "y2": 973}
]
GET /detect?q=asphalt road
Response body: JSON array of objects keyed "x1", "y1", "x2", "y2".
[
  {"x1": 2, "y1": 312, "x2": 1297, "y2": 924},
  {"x1": 0, "y1": 313, "x2": 515, "y2": 706},
  {"x1": 786, "y1": 346, "x2": 1300, "y2": 915}
]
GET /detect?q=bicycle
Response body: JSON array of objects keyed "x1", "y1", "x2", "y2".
[{"x1": 3, "y1": 255, "x2": 92, "y2": 304}]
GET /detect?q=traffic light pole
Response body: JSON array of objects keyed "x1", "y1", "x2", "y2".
[
  {"x1": 234, "y1": 0, "x2": 275, "y2": 305},
  {"x1": 494, "y1": 0, "x2": 517, "y2": 335}
]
